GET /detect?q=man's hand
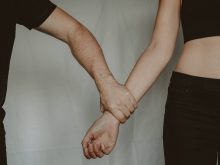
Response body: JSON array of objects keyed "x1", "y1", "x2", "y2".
[
  {"x1": 97, "y1": 75, "x2": 138, "y2": 123},
  {"x1": 36, "y1": 7, "x2": 137, "y2": 123},
  {"x1": 81, "y1": 111, "x2": 120, "y2": 159}
]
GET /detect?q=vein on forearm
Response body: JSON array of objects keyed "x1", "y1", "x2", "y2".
[{"x1": 66, "y1": 24, "x2": 115, "y2": 90}]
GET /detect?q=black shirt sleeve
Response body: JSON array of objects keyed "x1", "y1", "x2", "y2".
[{"x1": 15, "y1": 0, "x2": 57, "y2": 30}]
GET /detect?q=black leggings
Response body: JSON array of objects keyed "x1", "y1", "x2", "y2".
[{"x1": 163, "y1": 71, "x2": 220, "y2": 165}]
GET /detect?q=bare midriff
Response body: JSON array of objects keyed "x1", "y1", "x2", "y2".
[{"x1": 174, "y1": 36, "x2": 220, "y2": 79}]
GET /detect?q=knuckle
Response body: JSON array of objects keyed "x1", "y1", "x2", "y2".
[
  {"x1": 103, "y1": 149, "x2": 110, "y2": 155},
  {"x1": 109, "y1": 103, "x2": 116, "y2": 110},
  {"x1": 127, "y1": 108, "x2": 132, "y2": 113},
  {"x1": 88, "y1": 147, "x2": 93, "y2": 152},
  {"x1": 106, "y1": 147, "x2": 112, "y2": 154},
  {"x1": 90, "y1": 154, "x2": 95, "y2": 158},
  {"x1": 116, "y1": 113, "x2": 125, "y2": 122},
  {"x1": 130, "y1": 108, "x2": 135, "y2": 114},
  {"x1": 119, "y1": 116, "x2": 125, "y2": 122},
  {"x1": 133, "y1": 102, "x2": 137, "y2": 108},
  {"x1": 124, "y1": 112, "x2": 130, "y2": 118},
  {"x1": 132, "y1": 106, "x2": 136, "y2": 111},
  {"x1": 121, "y1": 118, "x2": 126, "y2": 123},
  {"x1": 98, "y1": 153, "x2": 103, "y2": 158},
  {"x1": 104, "y1": 147, "x2": 111, "y2": 155},
  {"x1": 122, "y1": 115, "x2": 127, "y2": 120},
  {"x1": 108, "y1": 142, "x2": 114, "y2": 147}
]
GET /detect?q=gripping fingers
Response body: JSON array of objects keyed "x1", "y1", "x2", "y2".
[
  {"x1": 128, "y1": 92, "x2": 138, "y2": 109},
  {"x1": 127, "y1": 100, "x2": 135, "y2": 114},
  {"x1": 120, "y1": 105, "x2": 131, "y2": 120},
  {"x1": 110, "y1": 108, "x2": 127, "y2": 123},
  {"x1": 123, "y1": 99, "x2": 134, "y2": 116},
  {"x1": 129, "y1": 95, "x2": 137, "y2": 112}
]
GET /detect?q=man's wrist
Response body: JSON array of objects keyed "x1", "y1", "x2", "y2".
[{"x1": 93, "y1": 71, "x2": 118, "y2": 92}]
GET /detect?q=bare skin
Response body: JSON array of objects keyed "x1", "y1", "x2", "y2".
[
  {"x1": 175, "y1": 36, "x2": 220, "y2": 78},
  {"x1": 82, "y1": 0, "x2": 220, "y2": 159},
  {"x1": 36, "y1": 7, "x2": 138, "y2": 123},
  {"x1": 82, "y1": 111, "x2": 120, "y2": 159}
]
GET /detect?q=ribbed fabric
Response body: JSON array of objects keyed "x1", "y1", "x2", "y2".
[{"x1": 181, "y1": 0, "x2": 220, "y2": 43}]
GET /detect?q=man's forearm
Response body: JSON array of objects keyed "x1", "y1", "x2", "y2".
[
  {"x1": 66, "y1": 22, "x2": 116, "y2": 91},
  {"x1": 37, "y1": 7, "x2": 137, "y2": 122},
  {"x1": 64, "y1": 16, "x2": 137, "y2": 123}
]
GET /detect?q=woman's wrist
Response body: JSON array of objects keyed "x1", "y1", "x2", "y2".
[
  {"x1": 103, "y1": 111, "x2": 120, "y2": 125},
  {"x1": 125, "y1": 82, "x2": 139, "y2": 104}
]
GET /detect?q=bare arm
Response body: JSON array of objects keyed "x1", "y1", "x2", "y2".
[
  {"x1": 125, "y1": 0, "x2": 181, "y2": 102},
  {"x1": 36, "y1": 7, "x2": 137, "y2": 123},
  {"x1": 82, "y1": 0, "x2": 182, "y2": 159},
  {"x1": 36, "y1": 7, "x2": 113, "y2": 90}
]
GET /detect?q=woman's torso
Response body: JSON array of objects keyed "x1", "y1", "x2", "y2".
[{"x1": 175, "y1": 0, "x2": 220, "y2": 79}]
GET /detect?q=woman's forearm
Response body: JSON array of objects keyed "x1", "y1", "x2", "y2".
[{"x1": 125, "y1": 45, "x2": 172, "y2": 102}]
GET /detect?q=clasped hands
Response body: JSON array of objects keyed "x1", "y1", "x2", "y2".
[{"x1": 81, "y1": 75, "x2": 137, "y2": 159}]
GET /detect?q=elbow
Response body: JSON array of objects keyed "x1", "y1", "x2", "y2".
[{"x1": 65, "y1": 22, "x2": 86, "y2": 45}]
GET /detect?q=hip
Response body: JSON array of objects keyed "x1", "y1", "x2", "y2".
[
  {"x1": 176, "y1": 38, "x2": 220, "y2": 79},
  {"x1": 165, "y1": 71, "x2": 220, "y2": 120}
]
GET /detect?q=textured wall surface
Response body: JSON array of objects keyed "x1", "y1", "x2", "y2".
[{"x1": 4, "y1": 0, "x2": 183, "y2": 164}]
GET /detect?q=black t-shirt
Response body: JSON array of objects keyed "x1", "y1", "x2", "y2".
[{"x1": 0, "y1": 0, "x2": 56, "y2": 121}]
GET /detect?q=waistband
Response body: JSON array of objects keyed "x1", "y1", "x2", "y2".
[{"x1": 170, "y1": 71, "x2": 220, "y2": 92}]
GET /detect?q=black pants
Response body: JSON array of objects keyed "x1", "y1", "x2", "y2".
[
  {"x1": 0, "y1": 108, "x2": 7, "y2": 165},
  {"x1": 163, "y1": 71, "x2": 220, "y2": 165}
]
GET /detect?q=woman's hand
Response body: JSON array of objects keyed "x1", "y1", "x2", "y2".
[{"x1": 81, "y1": 111, "x2": 120, "y2": 159}]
